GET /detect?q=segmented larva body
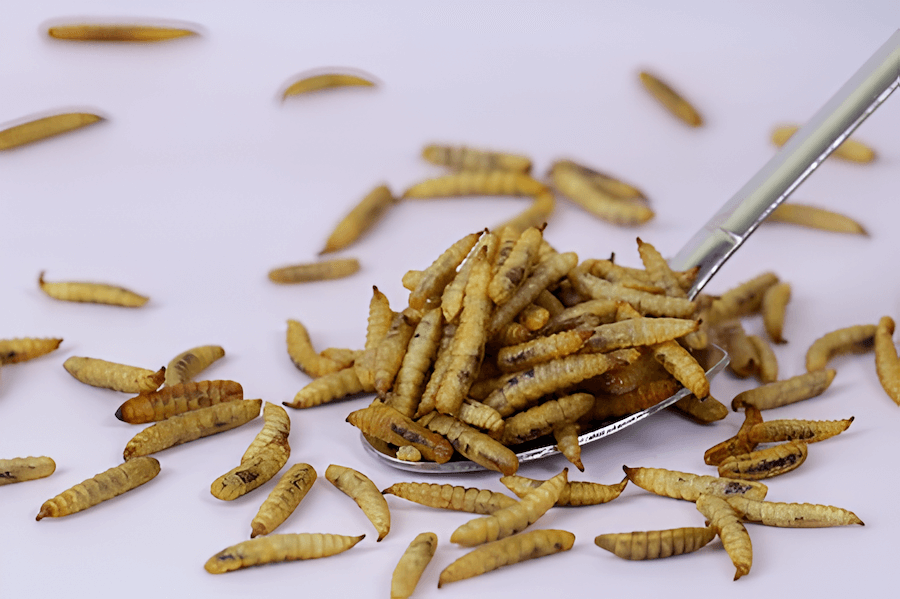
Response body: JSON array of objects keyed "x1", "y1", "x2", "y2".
[
  {"x1": 421, "y1": 144, "x2": 532, "y2": 173},
  {"x1": 38, "y1": 272, "x2": 149, "y2": 307},
  {"x1": 205, "y1": 533, "x2": 365, "y2": 574},
  {"x1": 115, "y1": 379, "x2": 244, "y2": 423},
  {"x1": 0, "y1": 337, "x2": 63, "y2": 364},
  {"x1": 165, "y1": 345, "x2": 225, "y2": 386},
  {"x1": 382, "y1": 482, "x2": 518, "y2": 514},
  {"x1": 594, "y1": 526, "x2": 716, "y2": 560}
]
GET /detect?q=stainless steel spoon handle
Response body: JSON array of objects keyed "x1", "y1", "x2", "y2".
[{"x1": 671, "y1": 29, "x2": 900, "y2": 299}]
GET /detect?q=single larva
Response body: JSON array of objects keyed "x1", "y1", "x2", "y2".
[
  {"x1": 388, "y1": 307, "x2": 444, "y2": 417},
  {"x1": 0, "y1": 113, "x2": 103, "y2": 151},
  {"x1": 747, "y1": 335, "x2": 778, "y2": 384},
  {"x1": 420, "y1": 412, "x2": 519, "y2": 475},
  {"x1": 670, "y1": 393, "x2": 729, "y2": 424},
  {"x1": 449, "y1": 469, "x2": 567, "y2": 547},
  {"x1": 165, "y1": 345, "x2": 225, "y2": 386},
  {"x1": 38, "y1": 271, "x2": 148, "y2": 307},
  {"x1": 805, "y1": 324, "x2": 876, "y2": 372},
  {"x1": 731, "y1": 369, "x2": 836, "y2": 411},
  {"x1": 115, "y1": 379, "x2": 244, "y2": 423},
  {"x1": 707, "y1": 272, "x2": 780, "y2": 324},
  {"x1": 325, "y1": 464, "x2": 390, "y2": 541},
  {"x1": 282, "y1": 72, "x2": 376, "y2": 99},
  {"x1": 636, "y1": 238, "x2": 686, "y2": 298},
  {"x1": 711, "y1": 319, "x2": 758, "y2": 378},
  {"x1": 550, "y1": 160, "x2": 654, "y2": 226},
  {"x1": 457, "y1": 399, "x2": 505, "y2": 437},
  {"x1": 408, "y1": 230, "x2": 482, "y2": 311},
  {"x1": 874, "y1": 316, "x2": 900, "y2": 405},
  {"x1": 47, "y1": 24, "x2": 196, "y2": 42},
  {"x1": 0, "y1": 456, "x2": 56, "y2": 486},
  {"x1": 63, "y1": 356, "x2": 165, "y2": 393},
  {"x1": 391, "y1": 532, "x2": 438, "y2": 599},
  {"x1": 567, "y1": 269, "x2": 694, "y2": 318},
  {"x1": 623, "y1": 466, "x2": 768, "y2": 502},
  {"x1": 638, "y1": 71, "x2": 703, "y2": 127},
  {"x1": 594, "y1": 526, "x2": 716, "y2": 560},
  {"x1": 382, "y1": 482, "x2": 518, "y2": 514},
  {"x1": 122, "y1": 399, "x2": 262, "y2": 459},
  {"x1": 488, "y1": 226, "x2": 543, "y2": 305},
  {"x1": 761, "y1": 282, "x2": 791, "y2": 344},
  {"x1": 772, "y1": 124, "x2": 876, "y2": 163},
  {"x1": 695, "y1": 494, "x2": 752, "y2": 580},
  {"x1": 0, "y1": 337, "x2": 63, "y2": 365},
  {"x1": 211, "y1": 402, "x2": 291, "y2": 501},
  {"x1": 703, "y1": 405, "x2": 763, "y2": 466},
  {"x1": 441, "y1": 231, "x2": 498, "y2": 322},
  {"x1": 482, "y1": 349, "x2": 639, "y2": 417},
  {"x1": 497, "y1": 325, "x2": 591, "y2": 373},
  {"x1": 553, "y1": 421, "x2": 584, "y2": 471},
  {"x1": 285, "y1": 367, "x2": 366, "y2": 408},
  {"x1": 500, "y1": 474, "x2": 628, "y2": 507},
  {"x1": 746, "y1": 417, "x2": 853, "y2": 445},
  {"x1": 354, "y1": 285, "x2": 394, "y2": 391},
  {"x1": 346, "y1": 402, "x2": 454, "y2": 464},
  {"x1": 402, "y1": 170, "x2": 547, "y2": 200},
  {"x1": 500, "y1": 393, "x2": 594, "y2": 446},
  {"x1": 320, "y1": 184, "x2": 396, "y2": 254},
  {"x1": 374, "y1": 308, "x2": 420, "y2": 396},
  {"x1": 717, "y1": 441, "x2": 808, "y2": 480},
  {"x1": 421, "y1": 144, "x2": 532, "y2": 173},
  {"x1": 766, "y1": 203, "x2": 868, "y2": 235},
  {"x1": 438, "y1": 529, "x2": 575, "y2": 587},
  {"x1": 204, "y1": 533, "x2": 365, "y2": 574},
  {"x1": 580, "y1": 317, "x2": 699, "y2": 354},
  {"x1": 725, "y1": 495, "x2": 864, "y2": 528},
  {"x1": 652, "y1": 339, "x2": 710, "y2": 399},
  {"x1": 268, "y1": 258, "x2": 360, "y2": 283},
  {"x1": 250, "y1": 463, "x2": 317, "y2": 538},
  {"x1": 36, "y1": 457, "x2": 160, "y2": 520}
]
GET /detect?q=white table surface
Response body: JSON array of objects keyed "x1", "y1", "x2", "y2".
[{"x1": 2, "y1": 2, "x2": 899, "y2": 597}]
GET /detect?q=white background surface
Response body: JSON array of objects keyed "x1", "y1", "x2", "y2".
[{"x1": 2, "y1": 2, "x2": 899, "y2": 597}]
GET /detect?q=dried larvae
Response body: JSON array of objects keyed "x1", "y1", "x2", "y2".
[
  {"x1": 638, "y1": 71, "x2": 703, "y2": 127},
  {"x1": 695, "y1": 494, "x2": 752, "y2": 580},
  {"x1": 594, "y1": 526, "x2": 715, "y2": 560},
  {"x1": 747, "y1": 335, "x2": 778, "y2": 384},
  {"x1": 449, "y1": 469, "x2": 567, "y2": 546},
  {"x1": 421, "y1": 144, "x2": 532, "y2": 173},
  {"x1": 457, "y1": 399, "x2": 505, "y2": 437},
  {"x1": 382, "y1": 482, "x2": 518, "y2": 514},
  {"x1": 762, "y1": 282, "x2": 791, "y2": 343},
  {"x1": 402, "y1": 170, "x2": 547, "y2": 199},
  {"x1": 495, "y1": 190, "x2": 553, "y2": 239},
  {"x1": 283, "y1": 71, "x2": 376, "y2": 98},
  {"x1": 321, "y1": 184, "x2": 396, "y2": 253},
  {"x1": 497, "y1": 329, "x2": 592, "y2": 372},
  {"x1": 500, "y1": 474, "x2": 627, "y2": 507},
  {"x1": 0, "y1": 113, "x2": 103, "y2": 151},
  {"x1": 115, "y1": 379, "x2": 243, "y2": 423},
  {"x1": 268, "y1": 258, "x2": 360, "y2": 283},
  {"x1": 553, "y1": 421, "x2": 584, "y2": 471},
  {"x1": 588, "y1": 378, "x2": 682, "y2": 422},
  {"x1": 48, "y1": 24, "x2": 196, "y2": 42},
  {"x1": 205, "y1": 533, "x2": 364, "y2": 574},
  {"x1": 326, "y1": 464, "x2": 390, "y2": 541},
  {"x1": 711, "y1": 319, "x2": 759, "y2": 378},
  {"x1": 725, "y1": 495, "x2": 863, "y2": 527},
  {"x1": 500, "y1": 393, "x2": 594, "y2": 446},
  {"x1": 36, "y1": 457, "x2": 159, "y2": 520},
  {"x1": 489, "y1": 226, "x2": 544, "y2": 305},
  {"x1": 772, "y1": 124, "x2": 876, "y2": 163},
  {"x1": 484, "y1": 349, "x2": 638, "y2": 417},
  {"x1": 421, "y1": 412, "x2": 518, "y2": 475},
  {"x1": 582, "y1": 317, "x2": 699, "y2": 353},
  {"x1": 623, "y1": 466, "x2": 768, "y2": 501},
  {"x1": 717, "y1": 441, "x2": 808, "y2": 480},
  {"x1": 670, "y1": 394, "x2": 729, "y2": 424},
  {"x1": 347, "y1": 402, "x2": 454, "y2": 464},
  {"x1": 0, "y1": 456, "x2": 56, "y2": 485},
  {"x1": 746, "y1": 417, "x2": 853, "y2": 445},
  {"x1": 806, "y1": 324, "x2": 876, "y2": 371},
  {"x1": 875, "y1": 316, "x2": 900, "y2": 405},
  {"x1": 538, "y1": 298, "x2": 619, "y2": 336},
  {"x1": 438, "y1": 529, "x2": 575, "y2": 587},
  {"x1": 165, "y1": 345, "x2": 225, "y2": 386},
  {"x1": 388, "y1": 308, "x2": 444, "y2": 417},
  {"x1": 285, "y1": 320, "x2": 346, "y2": 377},
  {"x1": 767, "y1": 203, "x2": 868, "y2": 235},
  {"x1": 411, "y1": 232, "x2": 484, "y2": 313},
  {"x1": 637, "y1": 238, "x2": 686, "y2": 297},
  {"x1": 123, "y1": 399, "x2": 261, "y2": 459},
  {"x1": 568, "y1": 270, "x2": 694, "y2": 318},
  {"x1": 353, "y1": 286, "x2": 394, "y2": 391},
  {"x1": 63, "y1": 357, "x2": 165, "y2": 393},
  {"x1": 211, "y1": 403, "x2": 291, "y2": 501},
  {"x1": 38, "y1": 271, "x2": 148, "y2": 307},
  {"x1": 391, "y1": 532, "x2": 438, "y2": 599},
  {"x1": 374, "y1": 308, "x2": 420, "y2": 395},
  {"x1": 0, "y1": 337, "x2": 63, "y2": 364},
  {"x1": 562, "y1": 162, "x2": 646, "y2": 200},
  {"x1": 550, "y1": 160, "x2": 654, "y2": 225},
  {"x1": 414, "y1": 323, "x2": 457, "y2": 417},
  {"x1": 652, "y1": 340, "x2": 709, "y2": 399},
  {"x1": 285, "y1": 367, "x2": 366, "y2": 408},
  {"x1": 731, "y1": 369, "x2": 836, "y2": 411},
  {"x1": 250, "y1": 463, "x2": 316, "y2": 537},
  {"x1": 582, "y1": 349, "x2": 666, "y2": 395},
  {"x1": 441, "y1": 230, "x2": 498, "y2": 322},
  {"x1": 516, "y1": 303, "x2": 550, "y2": 331}
]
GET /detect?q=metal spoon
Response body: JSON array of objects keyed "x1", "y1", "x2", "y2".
[{"x1": 363, "y1": 29, "x2": 900, "y2": 473}]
